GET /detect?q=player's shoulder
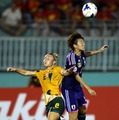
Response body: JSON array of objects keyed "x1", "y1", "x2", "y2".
[
  {"x1": 54, "y1": 66, "x2": 63, "y2": 72},
  {"x1": 67, "y1": 50, "x2": 75, "y2": 57},
  {"x1": 35, "y1": 69, "x2": 44, "y2": 73},
  {"x1": 54, "y1": 66, "x2": 62, "y2": 69}
]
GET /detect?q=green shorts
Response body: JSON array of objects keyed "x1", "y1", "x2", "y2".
[{"x1": 46, "y1": 97, "x2": 65, "y2": 117}]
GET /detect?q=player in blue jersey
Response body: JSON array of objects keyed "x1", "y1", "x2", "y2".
[{"x1": 61, "y1": 32, "x2": 108, "y2": 120}]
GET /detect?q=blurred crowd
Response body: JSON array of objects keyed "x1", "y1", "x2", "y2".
[{"x1": 0, "y1": 0, "x2": 119, "y2": 37}]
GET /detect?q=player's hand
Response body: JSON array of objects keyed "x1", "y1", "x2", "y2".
[
  {"x1": 88, "y1": 88, "x2": 96, "y2": 96},
  {"x1": 7, "y1": 67, "x2": 16, "y2": 72},
  {"x1": 67, "y1": 66, "x2": 75, "y2": 74},
  {"x1": 99, "y1": 45, "x2": 109, "y2": 53}
]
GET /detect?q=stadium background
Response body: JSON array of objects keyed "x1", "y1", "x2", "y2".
[{"x1": 0, "y1": 0, "x2": 119, "y2": 120}]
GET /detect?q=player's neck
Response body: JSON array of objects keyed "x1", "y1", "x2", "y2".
[
  {"x1": 46, "y1": 65, "x2": 54, "y2": 71},
  {"x1": 74, "y1": 50, "x2": 81, "y2": 56}
]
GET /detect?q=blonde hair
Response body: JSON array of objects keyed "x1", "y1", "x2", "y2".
[
  {"x1": 53, "y1": 53, "x2": 58, "y2": 61},
  {"x1": 47, "y1": 53, "x2": 59, "y2": 61}
]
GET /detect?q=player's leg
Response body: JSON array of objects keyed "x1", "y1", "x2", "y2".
[
  {"x1": 68, "y1": 112, "x2": 78, "y2": 120},
  {"x1": 78, "y1": 105, "x2": 86, "y2": 120},
  {"x1": 48, "y1": 112, "x2": 60, "y2": 120},
  {"x1": 46, "y1": 97, "x2": 64, "y2": 120},
  {"x1": 77, "y1": 97, "x2": 87, "y2": 120},
  {"x1": 68, "y1": 104, "x2": 86, "y2": 120},
  {"x1": 61, "y1": 88, "x2": 79, "y2": 120}
]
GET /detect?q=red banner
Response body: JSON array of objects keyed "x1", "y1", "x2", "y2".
[
  {"x1": 83, "y1": 86, "x2": 119, "y2": 120},
  {"x1": 0, "y1": 87, "x2": 119, "y2": 120}
]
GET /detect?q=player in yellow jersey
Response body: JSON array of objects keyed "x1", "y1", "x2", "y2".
[{"x1": 7, "y1": 53, "x2": 74, "y2": 120}]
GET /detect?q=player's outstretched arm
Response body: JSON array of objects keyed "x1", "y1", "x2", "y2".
[
  {"x1": 75, "y1": 74, "x2": 96, "y2": 96},
  {"x1": 61, "y1": 66, "x2": 75, "y2": 76},
  {"x1": 85, "y1": 45, "x2": 109, "y2": 57},
  {"x1": 7, "y1": 67, "x2": 36, "y2": 76}
]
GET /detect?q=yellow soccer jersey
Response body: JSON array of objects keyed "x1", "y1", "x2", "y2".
[{"x1": 35, "y1": 66, "x2": 64, "y2": 104}]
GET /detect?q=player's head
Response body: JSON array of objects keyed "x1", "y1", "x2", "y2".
[
  {"x1": 67, "y1": 32, "x2": 85, "y2": 51},
  {"x1": 43, "y1": 53, "x2": 58, "y2": 67}
]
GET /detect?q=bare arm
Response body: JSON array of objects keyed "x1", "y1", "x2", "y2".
[
  {"x1": 75, "y1": 74, "x2": 96, "y2": 96},
  {"x1": 7, "y1": 67, "x2": 36, "y2": 76},
  {"x1": 85, "y1": 45, "x2": 109, "y2": 57},
  {"x1": 61, "y1": 66, "x2": 75, "y2": 76}
]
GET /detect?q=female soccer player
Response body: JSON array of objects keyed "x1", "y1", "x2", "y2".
[
  {"x1": 61, "y1": 32, "x2": 108, "y2": 120},
  {"x1": 7, "y1": 53, "x2": 74, "y2": 120}
]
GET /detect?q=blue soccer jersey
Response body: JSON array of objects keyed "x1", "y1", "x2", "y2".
[
  {"x1": 61, "y1": 50, "x2": 87, "y2": 112},
  {"x1": 62, "y1": 50, "x2": 86, "y2": 89}
]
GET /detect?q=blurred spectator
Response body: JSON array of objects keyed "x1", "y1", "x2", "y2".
[
  {"x1": 33, "y1": 8, "x2": 49, "y2": 36},
  {"x1": 54, "y1": 0, "x2": 72, "y2": 21},
  {"x1": 54, "y1": 0, "x2": 72, "y2": 13},
  {"x1": 44, "y1": 2, "x2": 67, "y2": 36},
  {"x1": 28, "y1": 76, "x2": 41, "y2": 88},
  {"x1": 27, "y1": 0, "x2": 41, "y2": 14},
  {"x1": 72, "y1": 0, "x2": 84, "y2": 7},
  {"x1": 113, "y1": 7, "x2": 119, "y2": 22},
  {"x1": 67, "y1": 4, "x2": 90, "y2": 35},
  {"x1": 13, "y1": 0, "x2": 33, "y2": 25},
  {"x1": 13, "y1": 0, "x2": 26, "y2": 10},
  {"x1": 96, "y1": 5, "x2": 114, "y2": 36},
  {"x1": 0, "y1": 0, "x2": 119, "y2": 37},
  {"x1": 1, "y1": 3, "x2": 26, "y2": 36},
  {"x1": 22, "y1": 9, "x2": 34, "y2": 25},
  {"x1": 110, "y1": 6, "x2": 119, "y2": 36},
  {"x1": 12, "y1": 0, "x2": 33, "y2": 25}
]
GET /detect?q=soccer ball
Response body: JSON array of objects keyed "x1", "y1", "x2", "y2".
[{"x1": 82, "y1": 2, "x2": 98, "y2": 17}]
